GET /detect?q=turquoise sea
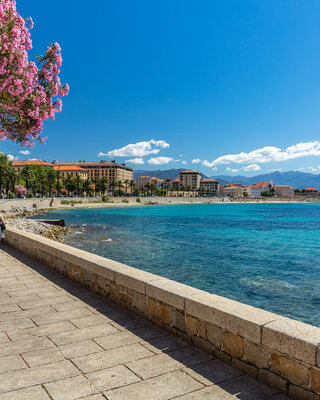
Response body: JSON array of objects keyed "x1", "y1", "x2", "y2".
[{"x1": 38, "y1": 203, "x2": 320, "y2": 327}]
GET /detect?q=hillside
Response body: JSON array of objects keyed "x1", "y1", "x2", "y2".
[
  {"x1": 213, "y1": 171, "x2": 320, "y2": 189},
  {"x1": 133, "y1": 169, "x2": 320, "y2": 189}
]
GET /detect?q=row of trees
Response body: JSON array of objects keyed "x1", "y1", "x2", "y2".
[
  {"x1": 0, "y1": 155, "x2": 140, "y2": 198},
  {"x1": 0, "y1": 155, "x2": 218, "y2": 198}
]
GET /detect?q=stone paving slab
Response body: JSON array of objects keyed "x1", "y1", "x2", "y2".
[{"x1": 0, "y1": 245, "x2": 292, "y2": 399}]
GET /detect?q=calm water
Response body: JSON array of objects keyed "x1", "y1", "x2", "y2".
[{"x1": 38, "y1": 203, "x2": 320, "y2": 326}]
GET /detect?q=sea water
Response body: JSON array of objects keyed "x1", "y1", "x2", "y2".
[{"x1": 37, "y1": 203, "x2": 320, "y2": 326}]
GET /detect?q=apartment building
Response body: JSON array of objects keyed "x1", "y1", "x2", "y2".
[
  {"x1": 151, "y1": 177, "x2": 164, "y2": 189},
  {"x1": 179, "y1": 170, "x2": 201, "y2": 189},
  {"x1": 12, "y1": 160, "x2": 53, "y2": 173},
  {"x1": 246, "y1": 185, "x2": 262, "y2": 197},
  {"x1": 171, "y1": 178, "x2": 180, "y2": 190},
  {"x1": 53, "y1": 160, "x2": 133, "y2": 183},
  {"x1": 253, "y1": 181, "x2": 274, "y2": 195},
  {"x1": 223, "y1": 184, "x2": 244, "y2": 197},
  {"x1": 200, "y1": 178, "x2": 219, "y2": 196},
  {"x1": 135, "y1": 175, "x2": 152, "y2": 189},
  {"x1": 275, "y1": 185, "x2": 294, "y2": 197},
  {"x1": 53, "y1": 165, "x2": 88, "y2": 180}
]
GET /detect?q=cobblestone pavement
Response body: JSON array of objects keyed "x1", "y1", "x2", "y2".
[{"x1": 0, "y1": 245, "x2": 291, "y2": 400}]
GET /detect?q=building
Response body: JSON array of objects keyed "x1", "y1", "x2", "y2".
[
  {"x1": 246, "y1": 185, "x2": 262, "y2": 197},
  {"x1": 53, "y1": 160, "x2": 133, "y2": 183},
  {"x1": 135, "y1": 176, "x2": 151, "y2": 189},
  {"x1": 179, "y1": 170, "x2": 201, "y2": 189},
  {"x1": 253, "y1": 181, "x2": 274, "y2": 195},
  {"x1": 275, "y1": 185, "x2": 295, "y2": 197},
  {"x1": 150, "y1": 177, "x2": 164, "y2": 189},
  {"x1": 223, "y1": 184, "x2": 244, "y2": 197},
  {"x1": 171, "y1": 178, "x2": 180, "y2": 190},
  {"x1": 304, "y1": 188, "x2": 318, "y2": 194},
  {"x1": 200, "y1": 178, "x2": 219, "y2": 196},
  {"x1": 12, "y1": 160, "x2": 53, "y2": 173},
  {"x1": 53, "y1": 166, "x2": 88, "y2": 180}
]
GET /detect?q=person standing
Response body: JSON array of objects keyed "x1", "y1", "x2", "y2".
[{"x1": 0, "y1": 214, "x2": 6, "y2": 241}]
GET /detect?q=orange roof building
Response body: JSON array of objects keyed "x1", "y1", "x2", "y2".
[
  {"x1": 179, "y1": 170, "x2": 201, "y2": 189},
  {"x1": 53, "y1": 166, "x2": 88, "y2": 172},
  {"x1": 53, "y1": 165, "x2": 88, "y2": 179},
  {"x1": 11, "y1": 160, "x2": 53, "y2": 172},
  {"x1": 305, "y1": 188, "x2": 318, "y2": 192}
]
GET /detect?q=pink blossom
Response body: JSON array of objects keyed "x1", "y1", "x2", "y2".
[{"x1": 0, "y1": 0, "x2": 69, "y2": 146}]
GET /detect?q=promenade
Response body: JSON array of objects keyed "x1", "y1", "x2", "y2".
[{"x1": 0, "y1": 245, "x2": 290, "y2": 400}]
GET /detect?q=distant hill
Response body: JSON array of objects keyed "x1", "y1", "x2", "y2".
[
  {"x1": 213, "y1": 171, "x2": 320, "y2": 189},
  {"x1": 133, "y1": 169, "x2": 320, "y2": 189},
  {"x1": 133, "y1": 168, "x2": 208, "y2": 180}
]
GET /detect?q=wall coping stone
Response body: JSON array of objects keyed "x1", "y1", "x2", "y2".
[
  {"x1": 263, "y1": 318, "x2": 320, "y2": 365},
  {"x1": 146, "y1": 278, "x2": 204, "y2": 310},
  {"x1": 185, "y1": 292, "x2": 278, "y2": 343}
]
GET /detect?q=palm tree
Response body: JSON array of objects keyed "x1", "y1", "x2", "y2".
[
  {"x1": 129, "y1": 180, "x2": 135, "y2": 195},
  {"x1": 82, "y1": 179, "x2": 91, "y2": 196},
  {"x1": 75, "y1": 174, "x2": 82, "y2": 195},
  {"x1": 117, "y1": 180, "x2": 122, "y2": 192},
  {"x1": 55, "y1": 170, "x2": 62, "y2": 195},
  {"x1": 20, "y1": 165, "x2": 34, "y2": 191},
  {"x1": 4, "y1": 164, "x2": 17, "y2": 196},
  {"x1": 37, "y1": 168, "x2": 48, "y2": 196},
  {"x1": 124, "y1": 179, "x2": 129, "y2": 195},
  {"x1": 0, "y1": 154, "x2": 11, "y2": 197},
  {"x1": 47, "y1": 168, "x2": 56, "y2": 196},
  {"x1": 144, "y1": 183, "x2": 150, "y2": 196},
  {"x1": 64, "y1": 174, "x2": 76, "y2": 196},
  {"x1": 109, "y1": 180, "x2": 116, "y2": 195}
]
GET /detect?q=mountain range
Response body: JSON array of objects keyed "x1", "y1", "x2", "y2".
[{"x1": 133, "y1": 169, "x2": 320, "y2": 189}]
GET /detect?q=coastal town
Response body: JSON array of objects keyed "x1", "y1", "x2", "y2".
[{"x1": 0, "y1": 157, "x2": 318, "y2": 199}]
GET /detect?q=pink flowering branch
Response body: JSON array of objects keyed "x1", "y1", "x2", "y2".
[{"x1": 0, "y1": 0, "x2": 69, "y2": 147}]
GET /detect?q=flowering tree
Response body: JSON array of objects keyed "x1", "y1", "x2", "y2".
[
  {"x1": 14, "y1": 184, "x2": 27, "y2": 197},
  {"x1": 0, "y1": 0, "x2": 69, "y2": 147}
]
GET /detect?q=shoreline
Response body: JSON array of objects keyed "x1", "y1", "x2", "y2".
[{"x1": 3, "y1": 196, "x2": 320, "y2": 241}]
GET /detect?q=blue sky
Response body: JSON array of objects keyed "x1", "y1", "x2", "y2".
[{"x1": 2, "y1": 0, "x2": 320, "y2": 176}]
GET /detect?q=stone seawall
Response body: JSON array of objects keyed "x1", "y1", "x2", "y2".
[{"x1": 4, "y1": 226, "x2": 320, "y2": 400}]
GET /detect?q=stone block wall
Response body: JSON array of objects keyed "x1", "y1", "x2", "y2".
[{"x1": 4, "y1": 226, "x2": 320, "y2": 400}]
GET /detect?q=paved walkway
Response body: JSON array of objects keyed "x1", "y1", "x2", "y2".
[{"x1": 0, "y1": 245, "x2": 291, "y2": 400}]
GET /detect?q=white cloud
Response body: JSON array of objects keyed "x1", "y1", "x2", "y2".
[
  {"x1": 206, "y1": 141, "x2": 320, "y2": 166},
  {"x1": 202, "y1": 160, "x2": 215, "y2": 168},
  {"x1": 98, "y1": 139, "x2": 169, "y2": 158},
  {"x1": 147, "y1": 156, "x2": 173, "y2": 165},
  {"x1": 226, "y1": 167, "x2": 238, "y2": 173},
  {"x1": 179, "y1": 154, "x2": 183, "y2": 158},
  {"x1": 19, "y1": 150, "x2": 30, "y2": 155},
  {"x1": 7, "y1": 154, "x2": 19, "y2": 161},
  {"x1": 125, "y1": 158, "x2": 145, "y2": 164},
  {"x1": 242, "y1": 164, "x2": 261, "y2": 172},
  {"x1": 192, "y1": 159, "x2": 201, "y2": 164},
  {"x1": 212, "y1": 167, "x2": 218, "y2": 171},
  {"x1": 182, "y1": 161, "x2": 188, "y2": 165}
]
